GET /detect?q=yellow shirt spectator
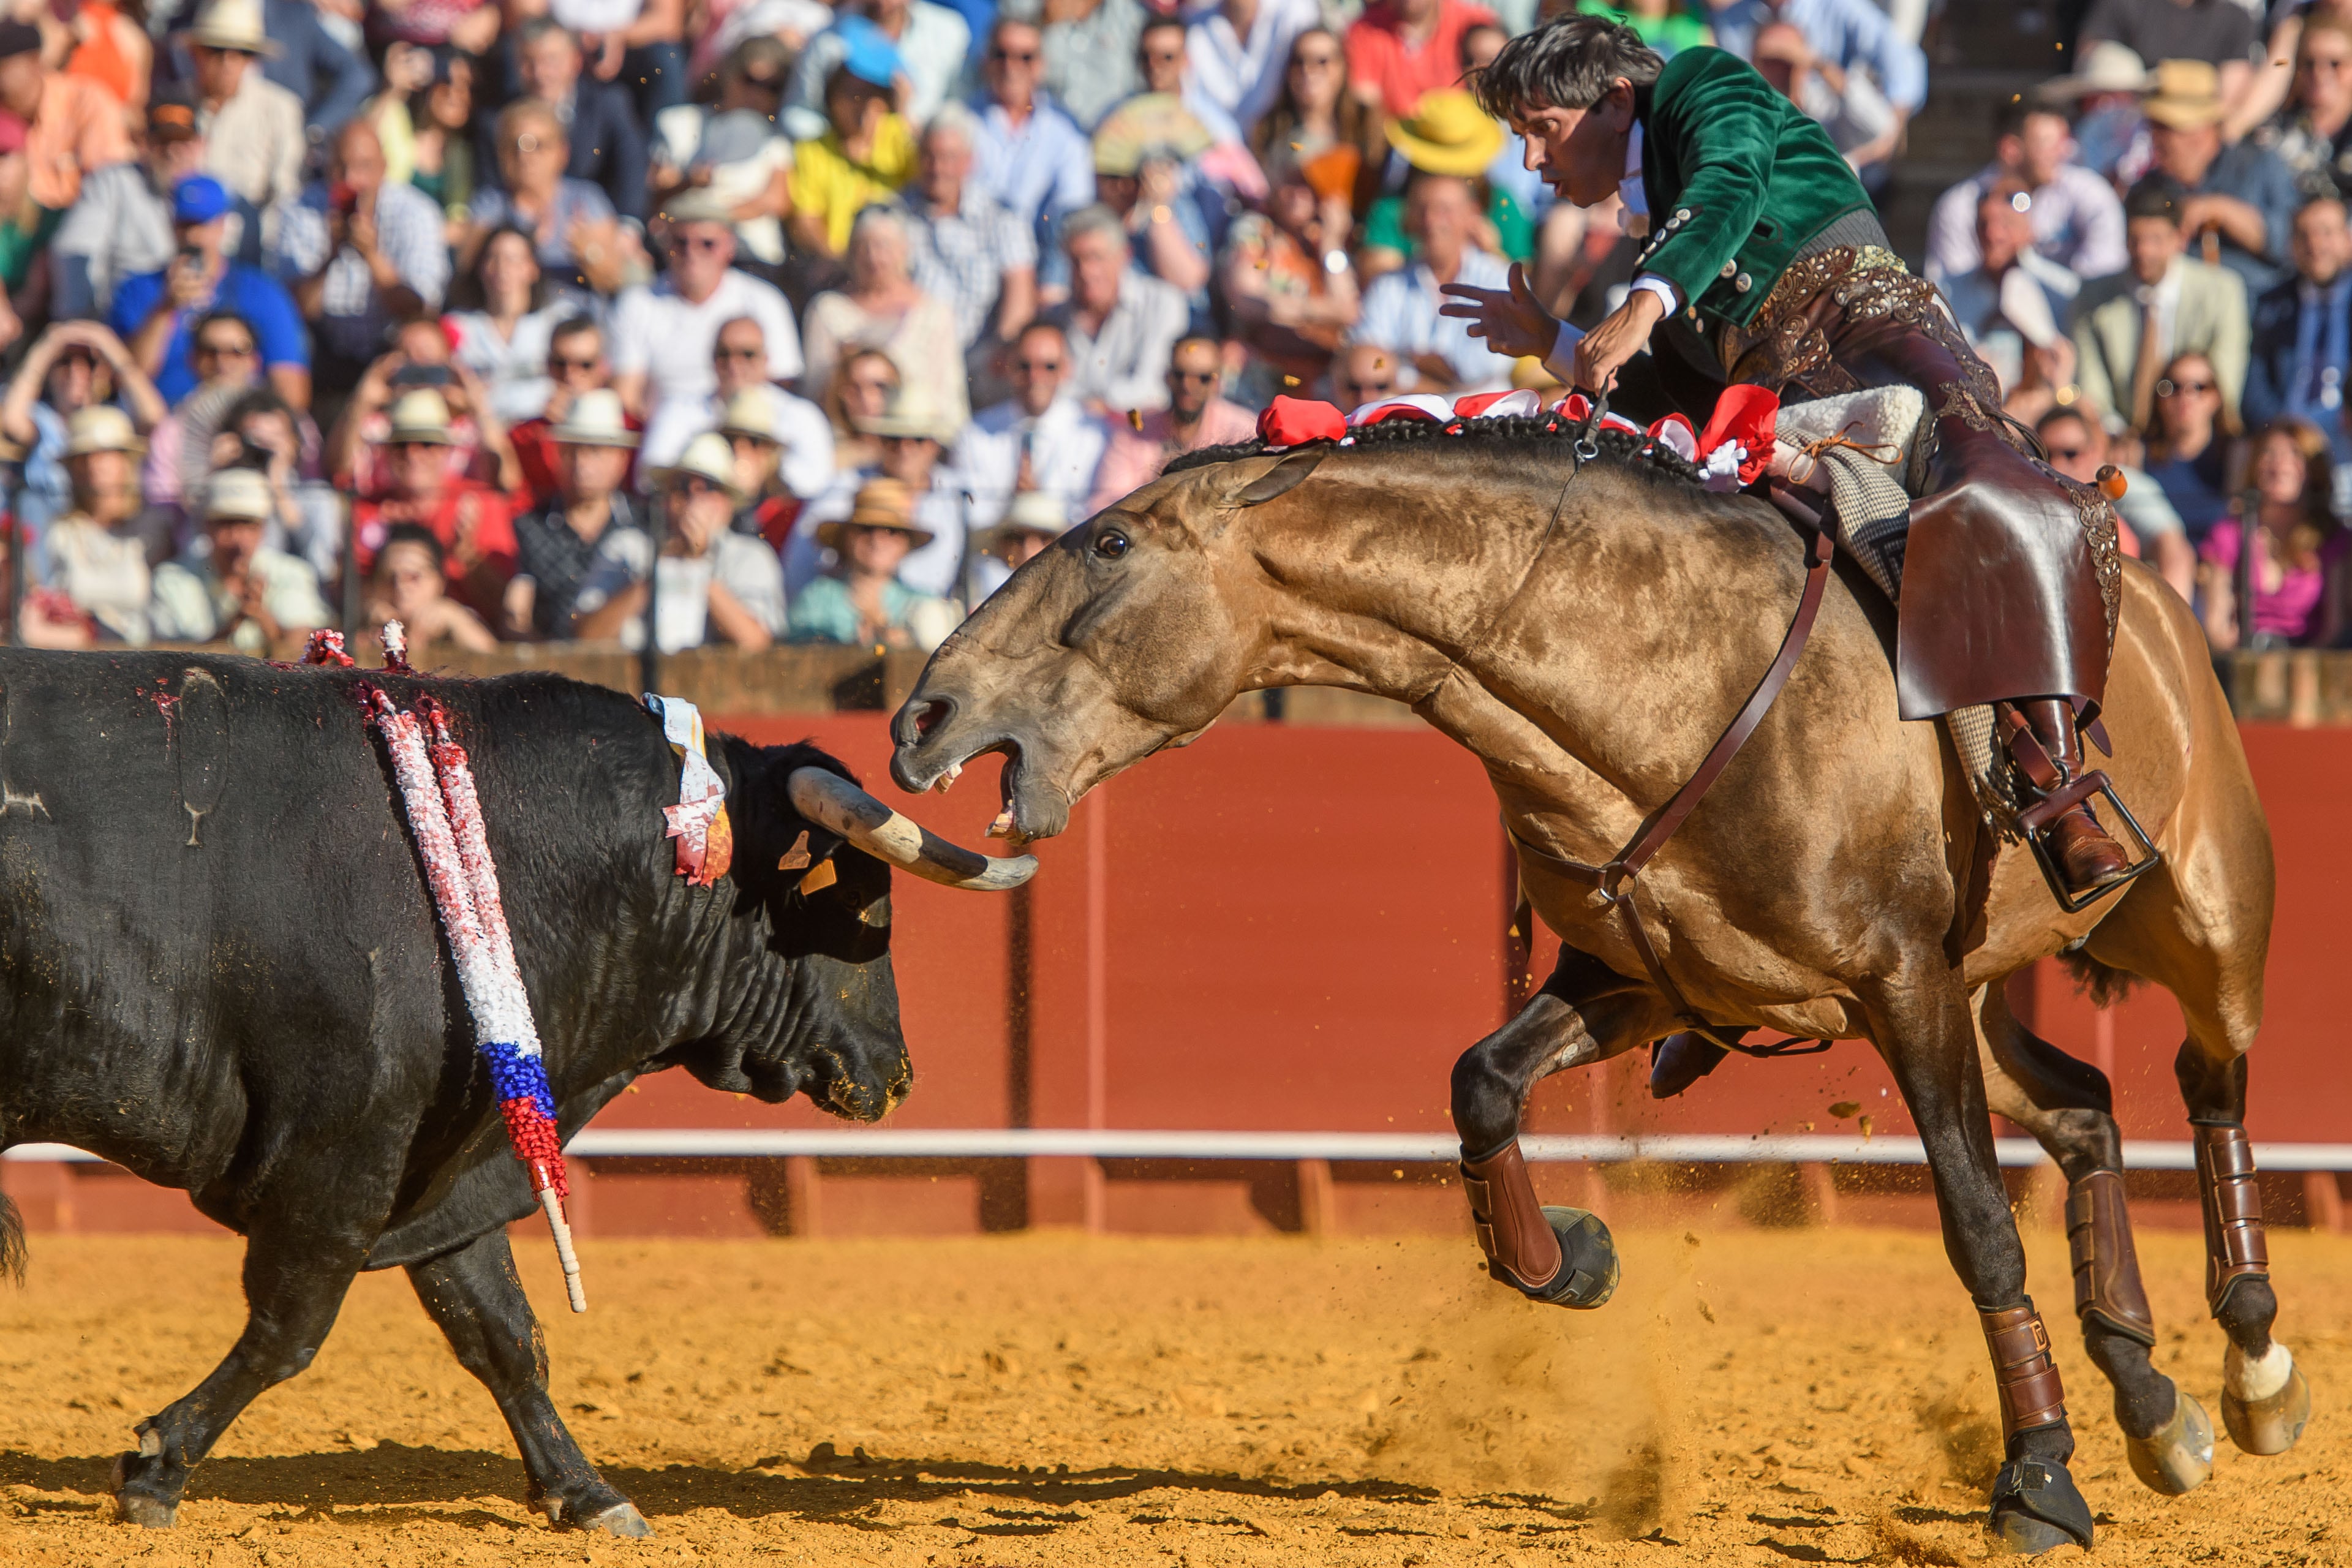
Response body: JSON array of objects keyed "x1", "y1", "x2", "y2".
[{"x1": 789, "y1": 115, "x2": 917, "y2": 256}]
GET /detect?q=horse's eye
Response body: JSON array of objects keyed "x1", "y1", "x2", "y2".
[{"x1": 1094, "y1": 529, "x2": 1131, "y2": 560}]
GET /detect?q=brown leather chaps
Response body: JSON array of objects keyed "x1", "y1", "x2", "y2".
[{"x1": 1715, "y1": 249, "x2": 2119, "y2": 722}]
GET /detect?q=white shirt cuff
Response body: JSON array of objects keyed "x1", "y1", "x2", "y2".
[
  {"x1": 1542, "y1": 317, "x2": 1586, "y2": 388},
  {"x1": 1630, "y1": 272, "x2": 1682, "y2": 313}
]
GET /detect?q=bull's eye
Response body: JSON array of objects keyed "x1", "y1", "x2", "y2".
[{"x1": 1093, "y1": 528, "x2": 1131, "y2": 560}]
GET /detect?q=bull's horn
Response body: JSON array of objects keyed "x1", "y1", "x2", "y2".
[{"x1": 786, "y1": 768, "x2": 1039, "y2": 892}]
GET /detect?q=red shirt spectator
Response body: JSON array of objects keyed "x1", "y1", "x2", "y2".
[
  {"x1": 349, "y1": 389, "x2": 518, "y2": 621},
  {"x1": 1087, "y1": 337, "x2": 1258, "y2": 510},
  {"x1": 1344, "y1": 0, "x2": 1498, "y2": 120}
]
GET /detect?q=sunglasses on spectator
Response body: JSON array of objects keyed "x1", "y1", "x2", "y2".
[
  {"x1": 990, "y1": 47, "x2": 1039, "y2": 62},
  {"x1": 195, "y1": 339, "x2": 256, "y2": 359},
  {"x1": 1140, "y1": 43, "x2": 1183, "y2": 61},
  {"x1": 507, "y1": 132, "x2": 549, "y2": 154},
  {"x1": 1015, "y1": 357, "x2": 1063, "y2": 372},
  {"x1": 548, "y1": 353, "x2": 600, "y2": 372},
  {"x1": 2158, "y1": 377, "x2": 2215, "y2": 396},
  {"x1": 714, "y1": 343, "x2": 765, "y2": 360},
  {"x1": 2043, "y1": 443, "x2": 2087, "y2": 461},
  {"x1": 390, "y1": 440, "x2": 443, "y2": 453},
  {"x1": 726, "y1": 432, "x2": 777, "y2": 451},
  {"x1": 1351, "y1": 380, "x2": 1395, "y2": 394},
  {"x1": 671, "y1": 233, "x2": 728, "y2": 254},
  {"x1": 847, "y1": 375, "x2": 899, "y2": 396},
  {"x1": 1292, "y1": 50, "x2": 1340, "y2": 68},
  {"x1": 2301, "y1": 55, "x2": 2352, "y2": 72},
  {"x1": 673, "y1": 475, "x2": 725, "y2": 497},
  {"x1": 1168, "y1": 368, "x2": 1218, "y2": 384}
]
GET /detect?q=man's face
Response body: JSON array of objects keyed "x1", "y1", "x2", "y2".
[
  {"x1": 728, "y1": 431, "x2": 780, "y2": 495},
  {"x1": 668, "y1": 221, "x2": 736, "y2": 300},
  {"x1": 2038, "y1": 415, "x2": 2101, "y2": 485},
  {"x1": 559, "y1": 441, "x2": 630, "y2": 499},
  {"x1": 1166, "y1": 344, "x2": 1218, "y2": 417},
  {"x1": 985, "y1": 25, "x2": 1042, "y2": 107},
  {"x1": 2149, "y1": 122, "x2": 2221, "y2": 185},
  {"x1": 1333, "y1": 345, "x2": 1396, "y2": 409},
  {"x1": 500, "y1": 113, "x2": 568, "y2": 190},
  {"x1": 2018, "y1": 113, "x2": 2071, "y2": 188},
  {"x1": 335, "y1": 126, "x2": 387, "y2": 194},
  {"x1": 878, "y1": 432, "x2": 937, "y2": 483},
  {"x1": 1011, "y1": 331, "x2": 1068, "y2": 415},
  {"x1": 1406, "y1": 178, "x2": 1477, "y2": 254},
  {"x1": 0, "y1": 54, "x2": 39, "y2": 117},
  {"x1": 45, "y1": 350, "x2": 96, "y2": 413},
  {"x1": 919, "y1": 128, "x2": 971, "y2": 205},
  {"x1": 2127, "y1": 216, "x2": 2182, "y2": 285},
  {"x1": 548, "y1": 330, "x2": 606, "y2": 391},
  {"x1": 191, "y1": 45, "x2": 251, "y2": 103},
  {"x1": 827, "y1": 75, "x2": 888, "y2": 140},
  {"x1": 391, "y1": 440, "x2": 447, "y2": 499},
  {"x1": 714, "y1": 320, "x2": 766, "y2": 394},
  {"x1": 1977, "y1": 193, "x2": 2032, "y2": 273},
  {"x1": 1137, "y1": 26, "x2": 1185, "y2": 95},
  {"x1": 191, "y1": 320, "x2": 257, "y2": 384},
  {"x1": 1067, "y1": 229, "x2": 1126, "y2": 314},
  {"x1": 2292, "y1": 202, "x2": 2352, "y2": 285},
  {"x1": 149, "y1": 129, "x2": 203, "y2": 183},
  {"x1": 178, "y1": 216, "x2": 227, "y2": 265},
  {"x1": 208, "y1": 516, "x2": 263, "y2": 575},
  {"x1": 1513, "y1": 85, "x2": 1632, "y2": 208},
  {"x1": 519, "y1": 31, "x2": 582, "y2": 102}
]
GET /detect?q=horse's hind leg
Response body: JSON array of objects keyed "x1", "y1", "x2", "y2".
[
  {"x1": 1450, "y1": 943, "x2": 1674, "y2": 1310},
  {"x1": 1972, "y1": 982, "x2": 2213, "y2": 1494}
]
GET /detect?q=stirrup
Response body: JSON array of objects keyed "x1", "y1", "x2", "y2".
[{"x1": 2016, "y1": 770, "x2": 2162, "y2": 914}]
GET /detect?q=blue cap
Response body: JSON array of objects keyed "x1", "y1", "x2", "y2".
[
  {"x1": 173, "y1": 175, "x2": 232, "y2": 225},
  {"x1": 834, "y1": 15, "x2": 905, "y2": 91}
]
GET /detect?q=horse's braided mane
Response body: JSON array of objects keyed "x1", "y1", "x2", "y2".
[{"x1": 1163, "y1": 413, "x2": 1709, "y2": 488}]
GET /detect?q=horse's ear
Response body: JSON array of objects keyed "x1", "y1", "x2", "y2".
[{"x1": 1227, "y1": 446, "x2": 1329, "y2": 507}]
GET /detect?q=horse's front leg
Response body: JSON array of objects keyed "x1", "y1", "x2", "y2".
[{"x1": 1451, "y1": 943, "x2": 1673, "y2": 1309}]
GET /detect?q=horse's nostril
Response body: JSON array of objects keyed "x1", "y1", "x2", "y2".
[{"x1": 913, "y1": 699, "x2": 951, "y2": 739}]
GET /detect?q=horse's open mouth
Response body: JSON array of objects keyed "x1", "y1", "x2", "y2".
[{"x1": 892, "y1": 722, "x2": 1038, "y2": 844}]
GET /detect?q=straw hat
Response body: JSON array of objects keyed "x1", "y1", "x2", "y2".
[
  {"x1": 2038, "y1": 40, "x2": 2150, "y2": 101},
  {"x1": 971, "y1": 488, "x2": 1071, "y2": 549},
  {"x1": 660, "y1": 187, "x2": 738, "y2": 228},
  {"x1": 718, "y1": 385, "x2": 790, "y2": 446},
  {"x1": 549, "y1": 388, "x2": 639, "y2": 448},
  {"x1": 2141, "y1": 59, "x2": 2224, "y2": 132},
  {"x1": 384, "y1": 389, "x2": 456, "y2": 446},
  {"x1": 184, "y1": 0, "x2": 281, "y2": 57},
  {"x1": 65, "y1": 405, "x2": 143, "y2": 458},
  {"x1": 853, "y1": 384, "x2": 954, "y2": 443},
  {"x1": 818, "y1": 475, "x2": 935, "y2": 550},
  {"x1": 203, "y1": 467, "x2": 273, "y2": 523},
  {"x1": 1384, "y1": 90, "x2": 1504, "y2": 177},
  {"x1": 655, "y1": 431, "x2": 743, "y2": 500}
]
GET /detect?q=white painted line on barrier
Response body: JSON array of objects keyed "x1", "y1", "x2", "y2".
[{"x1": 15, "y1": 1133, "x2": 2351, "y2": 1169}]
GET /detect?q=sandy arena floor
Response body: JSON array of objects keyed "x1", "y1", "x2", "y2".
[{"x1": 0, "y1": 1224, "x2": 2343, "y2": 1566}]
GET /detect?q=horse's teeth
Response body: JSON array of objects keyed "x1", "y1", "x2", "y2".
[{"x1": 987, "y1": 810, "x2": 1015, "y2": 839}]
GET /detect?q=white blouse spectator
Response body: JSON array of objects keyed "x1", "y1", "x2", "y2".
[
  {"x1": 571, "y1": 432, "x2": 788, "y2": 651},
  {"x1": 639, "y1": 311, "x2": 835, "y2": 498},
  {"x1": 447, "y1": 225, "x2": 576, "y2": 425},
  {"x1": 801, "y1": 208, "x2": 973, "y2": 437},
  {"x1": 611, "y1": 190, "x2": 805, "y2": 467},
  {"x1": 1186, "y1": 0, "x2": 1319, "y2": 141}
]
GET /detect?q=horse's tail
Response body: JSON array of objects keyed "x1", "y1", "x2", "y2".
[{"x1": 2059, "y1": 948, "x2": 2140, "y2": 1010}]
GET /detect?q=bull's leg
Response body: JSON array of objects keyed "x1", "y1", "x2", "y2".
[
  {"x1": 112, "y1": 1229, "x2": 366, "y2": 1526},
  {"x1": 1972, "y1": 984, "x2": 2212, "y2": 1494},
  {"x1": 408, "y1": 1227, "x2": 652, "y2": 1536},
  {"x1": 2178, "y1": 1039, "x2": 2311, "y2": 1457},
  {"x1": 1451, "y1": 944, "x2": 1672, "y2": 1308},
  {"x1": 1880, "y1": 978, "x2": 2093, "y2": 1555}
]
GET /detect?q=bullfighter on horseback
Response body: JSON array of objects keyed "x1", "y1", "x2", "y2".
[{"x1": 1441, "y1": 21, "x2": 2143, "y2": 907}]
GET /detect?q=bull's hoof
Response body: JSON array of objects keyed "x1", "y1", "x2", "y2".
[
  {"x1": 110, "y1": 1454, "x2": 179, "y2": 1529},
  {"x1": 584, "y1": 1502, "x2": 653, "y2": 1537},
  {"x1": 1987, "y1": 1458, "x2": 2093, "y2": 1555},
  {"x1": 1502, "y1": 1207, "x2": 1618, "y2": 1310},
  {"x1": 2125, "y1": 1387, "x2": 2214, "y2": 1495},
  {"x1": 2222, "y1": 1344, "x2": 2311, "y2": 1456}
]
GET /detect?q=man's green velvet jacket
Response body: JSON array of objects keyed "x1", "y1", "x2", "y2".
[{"x1": 1631, "y1": 47, "x2": 1875, "y2": 333}]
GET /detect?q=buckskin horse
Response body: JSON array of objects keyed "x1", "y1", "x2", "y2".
[{"x1": 887, "y1": 414, "x2": 2307, "y2": 1553}]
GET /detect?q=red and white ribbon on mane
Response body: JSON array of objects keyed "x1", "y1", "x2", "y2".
[
  {"x1": 306, "y1": 626, "x2": 588, "y2": 1314},
  {"x1": 1254, "y1": 384, "x2": 1779, "y2": 492}
]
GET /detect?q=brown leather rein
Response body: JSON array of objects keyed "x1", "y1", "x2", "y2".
[{"x1": 1507, "y1": 478, "x2": 1839, "y2": 1058}]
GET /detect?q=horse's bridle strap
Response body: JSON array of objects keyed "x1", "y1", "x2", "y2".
[{"x1": 1508, "y1": 505, "x2": 1838, "y2": 1050}]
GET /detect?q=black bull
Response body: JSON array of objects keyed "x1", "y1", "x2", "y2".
[{"x1": 0, "y1": 652, "x2": 941, "y2": 1534}]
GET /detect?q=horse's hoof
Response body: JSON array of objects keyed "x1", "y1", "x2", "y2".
[
  {"x1": 110, "y1": 1455, "x2": 178, "y2": 1529},
  {"x1": 2222, "y1": 1344, "x2": 2311, "y2": 1455},
  {"x1": 1987, "y1": 1458, "x2": 2093, "y2": 1556},
  {"x1": 1501, "y1": 1207, "x2": 1618, "y2": 1310},
  {"x1": 584, "y1": 1502, "x2": 652, "y2": 1537},
  {"x1": 2126, "y1": 1387, "x2": 2214, "y2": 1495}
]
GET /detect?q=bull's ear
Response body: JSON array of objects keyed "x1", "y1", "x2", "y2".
[{"x1": 1226, "y1": 447, "x2": 1329, "y2": 507}]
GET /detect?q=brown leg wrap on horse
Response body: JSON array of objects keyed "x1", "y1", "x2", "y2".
[
  {"x1": 2065, "y1": 1169, "x2": 2157, "y2": 1346},
  {"x1": 1980, "y1": 1300, "x2": 2069, "y2": 1439},
  {"x1": 2195, "y1": 1123, "x2": 2271, "y2": 1316},
  {"x1": 1460, "y1": 1140, "x2": 1562, "y2": 1291}
]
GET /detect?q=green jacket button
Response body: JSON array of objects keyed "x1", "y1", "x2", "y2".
[
  {"x1": 1734, "y1": 272, "x2": 1752, "y2": 292},
  {"x1": 1719, "y1": 260, "x2": 1736, "y2": 279}
]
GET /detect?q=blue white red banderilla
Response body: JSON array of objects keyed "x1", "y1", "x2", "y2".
[{"x1": 311, "y1": 626, "x2": 587, "y2": 1312}]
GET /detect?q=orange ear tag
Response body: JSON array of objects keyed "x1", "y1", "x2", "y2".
[{"x1": 798, "y1": 860, "x2": 839, "y2": 894}]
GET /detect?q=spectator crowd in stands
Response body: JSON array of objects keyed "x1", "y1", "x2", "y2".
[{"x1": 0, "y1": 0, "x2": 2338, "y2": 660}]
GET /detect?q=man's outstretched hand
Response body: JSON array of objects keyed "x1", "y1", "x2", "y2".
[
  {"x1": 1572, "y1": 288, "x2": 1667, "y2": 394},
  {"x1": 1438, "y1": 262, "x2": 1555, "y2": 363}
]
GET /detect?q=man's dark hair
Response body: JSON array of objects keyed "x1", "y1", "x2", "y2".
[
  {"x1": 379, "y1": 522, "x2": 446, "y2": 572},
  {"x1": 1139, "y1": 14, "x2": 1185, "y2": 43},
  {"x1": 2123, "y1": 176, "x2": 2184, "y2": 227},
  {"x1": 549, "y1": 313, "x2": 601, "y2": 349},
  {"x1": 193, "y1": 308, "x2": 255, "y2": 348},
  {"x1": 1472, "y1": 16, "x2": 1663, "y2": 118},
  {"x1": 1992, "y1": 94, "x2": 2068, "y2": 143},
  {"x1": 2034, "y1": 406, "x2": 2092, "y2": 440},
  {"x1": 1458, "y1": 19, "x2": 1506, "y2": 71}
]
